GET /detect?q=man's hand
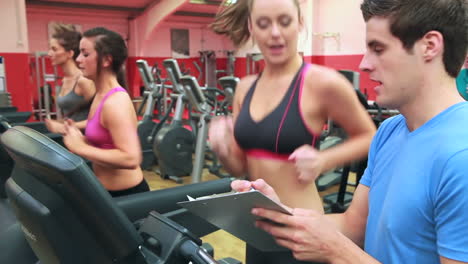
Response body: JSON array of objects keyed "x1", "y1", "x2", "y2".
[
  {"x1": 252, "y1": 207, "x2": 344, "y2": 263},
  {"x1": 231, "y1": 179, "x2": 281, "y2": 204}
]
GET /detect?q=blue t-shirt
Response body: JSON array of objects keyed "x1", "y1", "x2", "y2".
[
  {"x1": 360, "y1": 102, "x2": 468, "y2": 263},
  {"x1": 456, "y1": 68, "x2": 468, "y2": 100}
]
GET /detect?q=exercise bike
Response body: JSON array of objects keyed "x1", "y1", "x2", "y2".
[
  {"x1": 152, "y1": 59, "x2": 195, "y2": 183},
  {"x1": 179, "y1": 74, "x2": 241, "y2": 183},
  {"x1": 204, "y1": 76, "x2": 239, "y2": 179},
  {"x1": 136, "y1": 59, "x2": 163, "y2": 170}
]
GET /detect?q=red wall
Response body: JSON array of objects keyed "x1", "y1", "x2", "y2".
[{"x1": 0, "y1": 53, "x2": 34, "y2": 112}]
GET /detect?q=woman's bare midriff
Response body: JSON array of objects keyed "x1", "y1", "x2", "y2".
[
  {"x1": 247, "y1": 158, "x2": 324, "y2": 213},
  {"x1": 93, "y1": 164, "x2": 144, "y2": 191}
]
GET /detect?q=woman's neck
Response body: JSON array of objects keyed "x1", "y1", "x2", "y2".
[
  {"x1": 95, "y1": 71, "x2": 121, "y2": 94},
  {"x1": 262, "y1": 53, "x2": 303, "y2": 77},
  {"x1": 61, "y1": 60, "x2": 81, "y2": 79}
]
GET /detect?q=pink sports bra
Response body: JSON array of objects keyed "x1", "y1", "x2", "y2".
[{"x1": 85, "y1": 87, "x2": 126, "y2": 149}]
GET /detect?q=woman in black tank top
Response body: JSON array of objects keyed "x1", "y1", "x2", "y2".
[
  {"x1": 45, "y1": 23, "x2": 95, "y2": 134},
  {"x1": 210, "y1": 0, "x2": 376, "y2": 263}
]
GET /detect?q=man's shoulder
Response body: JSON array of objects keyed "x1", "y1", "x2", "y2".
[
  {"x1": 378, "y1": 114, "x2": 405, "y2": 128},
  {"x1": 430, "y1": 103, "x2": 468, "y2": 167},
  {"x1": 365, "y1": 115, "x2": 405, "y2": 158},
  {"x1": 439, "y1": 102, "x2": 468, "y2": 131},
  {"x1": 374, "y1": 114, "x2": 405, "y2": 138}
]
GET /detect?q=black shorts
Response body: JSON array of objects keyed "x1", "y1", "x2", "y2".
[
  {"x1": 246, "y1": 244, "x2": 323, "y2": 264},
  {"x1": 108, "y1": 179, "x2": 150, "y2": 197}
]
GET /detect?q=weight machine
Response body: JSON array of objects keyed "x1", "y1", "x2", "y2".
[
  {"x1": 0, "y1": 56, "x2": 11, "y2": 107},
  {"x1": 30, "y1": 51, "x2": 61, "y2": 121}
]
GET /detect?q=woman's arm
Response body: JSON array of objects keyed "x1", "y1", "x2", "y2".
[
  {"x1": 71, "y1": 77, "x2": 96, "y2": 130},
  {"x1": 209, "y1": 76, "x2": 256, "y2": 178},
  {"x1": 313, "y1": 68, "x2": 376, "y2": 173},
  {"x1": 73, "y1": 78, "x2": 95, "y2": 130},
  {"x1": 75, "y1": 77, "x2": 96, "y2": 102},
  {"x1": 73, "y1": 120, "x2": 87, "y2": 130}
]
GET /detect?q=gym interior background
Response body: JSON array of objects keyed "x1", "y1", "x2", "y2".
[
  {"x1": 0, "y1": 0, "x2": 385, "y2": 263},
  {"x1": 1, "y1": 0, "x2": 377, "y2": 113}
]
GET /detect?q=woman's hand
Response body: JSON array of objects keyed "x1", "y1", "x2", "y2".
[
  {"x1": 289, "y1": 145, "x2": 325, "y2": 184},
  {"x1": 208, "y1": 115, "x2": 234, "y2": 159},
  {"x1": 63, "y1": 119, "x2": 87, "y2": 154},
  {"x1": 45, "y1": 118, "x2": 66, "y2": 135}
]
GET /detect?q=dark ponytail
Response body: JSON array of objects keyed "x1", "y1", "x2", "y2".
[
  {"x1": 82, "y1": 27, "x2": 128, "y2": 87},
  {"x1": 117, "y1": 67, "x2": 127, "y2": 89}
]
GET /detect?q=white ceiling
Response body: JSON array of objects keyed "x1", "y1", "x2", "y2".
[
  {"x1": 37, "y1": 0, "x2": 154, "y2": 8},
  {"x1": 27, "y1": 0, "x2": 223, "y2": 16}
]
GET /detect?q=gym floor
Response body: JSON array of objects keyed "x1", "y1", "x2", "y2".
[{"x1": 143, "y1": 166, "x2": 357, "y2": 263}]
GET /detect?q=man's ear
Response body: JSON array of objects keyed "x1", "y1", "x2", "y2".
[{"x1": 420, "y1": 30, "x2": 444, "y2": 62}]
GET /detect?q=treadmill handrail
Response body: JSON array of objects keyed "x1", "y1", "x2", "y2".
[
  {"x1": 163, "y1": 59, "x2": 184, "y2": 93},
  {"x1": 180, "y1": 76, "x2": 209, "y2": 113}
]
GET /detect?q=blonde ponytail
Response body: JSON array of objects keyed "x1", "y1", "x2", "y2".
[
  {"x1": 211, "y1": 0, "x2": 253, "y2": 47},
  {"x1": 211, "y1": 0, "x2": 302, "y2": 47}
]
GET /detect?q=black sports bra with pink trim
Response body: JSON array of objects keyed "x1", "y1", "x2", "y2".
[{"x1": 233, "y1": 63, "x2": 320, "y2": 160}]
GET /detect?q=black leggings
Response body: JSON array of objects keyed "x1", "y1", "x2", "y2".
[
  {"x1": 246, "y1": 244, "x2": 324, "y2": 264},
  {"x1": 108, "y1": 179, "x2": 150, "y2": 197}
]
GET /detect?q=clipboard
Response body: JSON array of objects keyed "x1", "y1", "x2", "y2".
[{"x1": 177, "y1": 190, "x2": 292, "y2": 252}]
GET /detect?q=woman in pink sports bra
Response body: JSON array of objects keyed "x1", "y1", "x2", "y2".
[
  {"x1": 62, "y1": 27, "x2": 149, "y2": 197},
  {"x1": 210, "y1": 1, "x2": 376, "y2": 263}
]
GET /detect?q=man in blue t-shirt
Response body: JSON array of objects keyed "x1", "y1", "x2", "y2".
[{"x1": 231, "y1": 0, "x2": 468, "y2": 263}]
